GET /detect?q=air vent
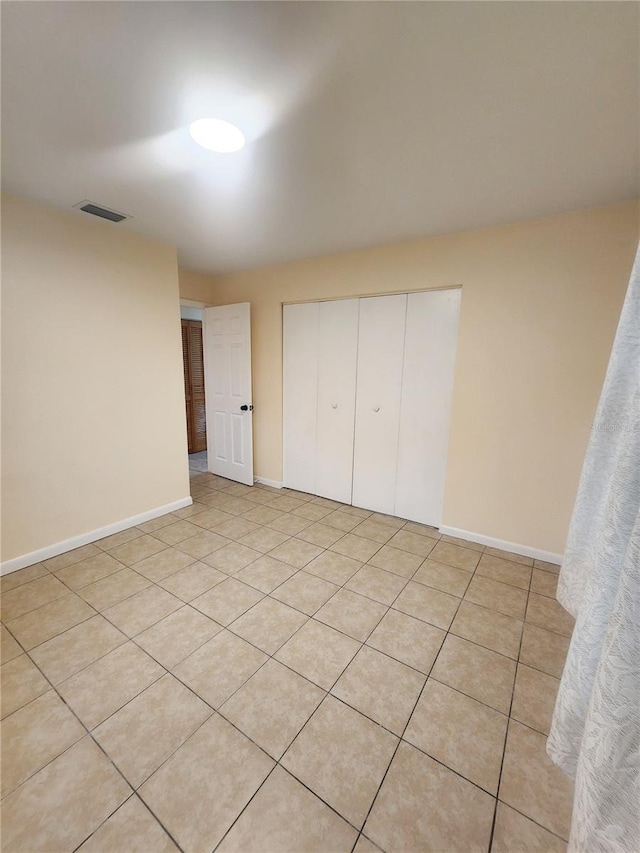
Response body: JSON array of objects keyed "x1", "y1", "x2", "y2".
[{"x1": 73, "y1": 200, "x2": 130, "y2": 223}]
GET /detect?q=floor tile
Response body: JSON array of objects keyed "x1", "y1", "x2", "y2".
[
  {"x1": 353, "y1": 834, "x2": 384, "y2": 853},
  {"x1": 95, "y1": 527, "x2": 144, "y2": 550},
  {"x1": 189, "y1": 506, "x2": 236, "y2": 529},
  {"x1": 220, "y1": 659, "x2": 324, "y2": 758},
  {"x1": 139, "y1": 714, "x2": 274, "y2": 853},
  {"x1": 405, "y1": 679, "x2": 507, "y2": 794},
  {"x1": 104, "y1": 585, "x2": 183, "y2": 637},
  {"x1": 321, "y1": 510, "x2": 363, "y2": 532},
  {"x1": 78, "y1": 567, "x2": 151, "y2": 610},
  {"x1": 1, "y1": 563, "x2": 48, "y2": 593},
  {"x1": 218, "y1": 765, "x2": 357, "y2": 853},
  {"x1": 135, "y1": 605, "x2": 222, "y2": 669},
  {"x1": 54, "y1": 552, "x2": 124, "y2": 591},
  {"x1": 465, "y1": 575, "x2": 528, "y2": 619},
  {"x1": 297, "y1": 522, "x2": 346, "y2": 548},
  {"x1": 42, "y1": 543, "x2": 101, "y2": 572},
  {"x1": 499, "y1": 719, "x2": 574, "y2": 840},
  {"x1": 0, "y1": 737, "x2": 131, "y2": 853},
  {"x1": 492, "y1": 802, "x2": 567, "y2": 853},
  {"x1": 157, "y1": 560, "x2": 225, "y2": 601},
  {"x1": 534, "y1": 558, "x2": 561, "y2": 575},
  {"x1": 214, "y1": 516, "x2": 262, "y2": 541},
  {"x1": 330, "y1": 534, "x2": 381, "y2": 562},
  {"x1": 230, "y1": 596, "x2": 308, "y2": 654},
  {"x1": 368, "y1": 512, "x2": 404, "y2": 530},
  {"x1": 272, "y1": 571, "x2": 339, "y2": 615},
  {"x1": 451, "y1": 600, "x2": 523, "y2": 659},
  {"x1": 177, "y1": 529, "x2": 230, "y2": 559},
  {"x1": 1, "y1": 654, "x2": 50, "y2": 718},
  {"x1": 530, "y1": 568, "x2": 559, "y2": 598},
  {"x1": 431, "y1": 633, "x2": 516, "y2": 713},
  {"x1": 511, "y1": 663, "x2": 560, "y2": 735},
  {"x1": 364, "y1": 741, "x2": 494, "y2": 852},
  {"x1": 152, "y1": 519, "x2": 202, "y2": 545},
  {"x1": 241, "y1": 505, "x2": 286, "y2": 525},
  {"x1": 291, "y1": 502, "x2": 332, "y2": 521},
  {"x1": 332, "y1": 645, "x2": 425, "y2": 734},
  {"x1": 136, "y1": 512, "x2": 181, "y2": 533},
  {"x1": 429, "y1": 540, "x2": 481, "y2": 570},
  {"x1": 191, "y1": 577, "x2": 263, "y2": 625},
  {"x1": 486, "y1": 547, "x2": 534, "y2": 567},
  {"x1": 401, "y1": 521, "x2": 440, "y2": 539},
  {"x1": 413, "y1": 559, "x2": 472, "y2": 597},
  {"x1": 235, "y1": 555, "x2": 298, "y2": 593},
  {"x1": 173, "y1": 629, "x2": 267, "y2": 707},
  {"x1": 366, "y1": 608, "x2": 445, "y2": 674},
  {"x1": 78, "y1": 795, "x2": 178, "y2": 852},
  {"x1": 476, "y1": 554, "x2": 532, "y2": 590},
  {"x1": 281, "y1": 696, "x2": 398, "y2": 828},
  {"x1": 275, "y1": 619, "x2": 360, "y2": 689},
  {"x1": 219, "y1": 497, "x2": 263, "y2": 517},
  {"x1": 0, "y1": 625, "x2": 22, "y2": 664},
  {"x1": 1, "y1": 574, "x2": 70, "y2": 621},
  {"x1": 57, "y1": 641, "x2": 164, "y2": 729},
  {"x1": 440, "y1": 533, "x2": 484, "y2": 551},
  {"x1": 351, "y1": 519, "x2": 396, "y2": 544},
  {"x1": 93, "y1": 673, "x2": 212, "y2": 787},
  {"x1": 238, "y1": 526, "x2": 291, "y2": 553},
  {"x1": 201, "y1": 541, "x2": 262, "y2": 573},
  {"x1": 393, "y1": 581, "x2": 459, "y2": 629},
  {"x1": 132, "y1": 547, "x2": 195, "y2": 582},
  {"x1": 345, "y1": 565, "x2": 407, "y2": 604},
  {"x1": 315, "y1": 588, "x2": 387, "y2": 642},
  {"x1": 519, "y1": 624, "x2": 570, "y2": 678},
  {"x1": 269, "y1": 538, "x2": 324, "y2": 568},
  {"x1": 526, "y1": 593, "x2": 574, "y2": 637},
  {"x1": 1, "y1": 690, "x2": 85, "y2": 796},
  {"x1": 305, "y1": 550, "x2": 363, "y2": 584},
  {"x1": 108, "y1": 535, "x2": 166, "y2": 566},
  {"x1": 30, "y1": 615, "x2": 126, "y2": 684},
  {"x1": 387, "y1": 530, "x2": 437, "y2": 558},
  {"x1": 5, "y1": 593, "x2": 94, "y2": 650},
  {"x1": 367, "y1": 544, "x2": 424, "y2": 578},
  {"x1": 267, "y1": 513, "x2": 313, "y2": 535}
]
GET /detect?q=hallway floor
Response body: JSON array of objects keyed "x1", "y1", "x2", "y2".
[{"x1": 1, "y1": 460, "x2": 574, "y2": 852}]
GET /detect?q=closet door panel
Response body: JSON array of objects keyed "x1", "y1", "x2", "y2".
[
  {"x1": 283, "y1": 302, "x2": 319, "y2": 493},
  {"x1": 352, "y1": 294, "x2": 407, "y2": 514},
  {"x1": 395, "y1": 289, "x2": 461, "y2": 525},
  {"x1": 316, "y1": 299, "x2": 359, "y2": 503}
]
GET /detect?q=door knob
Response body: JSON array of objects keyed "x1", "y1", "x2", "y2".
[
  {"x1": 331, "y1": 403, "x2": 338, "y2": 409},
  {"x1": 240, "y1": 404, "x2": 254, "y2": 412},
  {"x1": 373, "y1": 406, "x2": 380, "y2": 412}
]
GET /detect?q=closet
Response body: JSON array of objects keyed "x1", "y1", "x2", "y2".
[
  {"x1": 182, "y1": 319, "x2": 207, "y2": 453},
  {"x1": 283, "y1": 288, "x2": 461, "y2": 526}
]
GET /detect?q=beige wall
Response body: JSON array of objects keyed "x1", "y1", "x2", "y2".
[
  {"x1": 180, "y1": 201, "x2": 638, "y2": 556},
  {"x1": 1, "y1": 194, "x2": 190, "y2": 564}
]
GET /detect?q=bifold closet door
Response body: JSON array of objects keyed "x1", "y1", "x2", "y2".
[
  {"x1": 315, "y1": 299, "x2": 359, "y2": 503},
  {"x1": 352, "y1": 294, "x2": 407, "y2": 514},
  {"x1": 283, "y1": 302, "x2": 319, "y2": 494},
  {"x1": 395, "y1": 289, "x2": 461, "y2": 525}
]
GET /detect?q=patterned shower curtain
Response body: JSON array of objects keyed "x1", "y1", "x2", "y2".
[{"x1": 547, "y1": 243, "x2": 640, "y2": 852}]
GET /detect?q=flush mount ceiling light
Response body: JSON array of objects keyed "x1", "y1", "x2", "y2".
[{"x1": 189, "y1": 118, "x2": 245, "y2": 153}]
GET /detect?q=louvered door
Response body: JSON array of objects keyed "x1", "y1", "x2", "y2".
[{"x1": 182, "y1": 319, "x2": 207, "y2": 453}]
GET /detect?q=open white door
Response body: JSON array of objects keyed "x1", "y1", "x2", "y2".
[{"x1": 202, "y1": 303, "x2": 254, "y2": 485}]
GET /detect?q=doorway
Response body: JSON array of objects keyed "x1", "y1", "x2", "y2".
[{"x1": 181, "y1": 304, "x2": 207, "y2": 465}]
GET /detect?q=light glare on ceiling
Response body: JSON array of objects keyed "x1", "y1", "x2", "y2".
[{"x1": 189, "y1": 118, "x2": 245, "y2": 153}]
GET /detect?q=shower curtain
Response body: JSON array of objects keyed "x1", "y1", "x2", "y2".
[{"x1": 547, "y1": 243, "x2": 640, "y2": 852}]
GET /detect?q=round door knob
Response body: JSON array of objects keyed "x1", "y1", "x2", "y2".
[
  {"x1": 331, "y1": 403, "x2": 338, "y2": 409},
  {"x1": 373, "y1": 406, "x2": 380, "y2": 412}
]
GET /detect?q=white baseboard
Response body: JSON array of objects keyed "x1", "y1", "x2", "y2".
[
  {"x1": 254, "y1": 477, "x2": 283, "y2": 489},
  {"x1": 438, "y1": 525, "x2": 562, "y2": 565},
  {"x1": 1, "y1": 497, "x2": 193, "y2": 576}
]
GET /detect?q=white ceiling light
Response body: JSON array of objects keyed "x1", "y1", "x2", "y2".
[{"x1": 189, "y1": 118, "x2": 245, "y2": 153}]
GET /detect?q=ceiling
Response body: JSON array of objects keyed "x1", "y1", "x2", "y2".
[{"x1": 2, "y1": 2, "x2": 638, "y2": 274}]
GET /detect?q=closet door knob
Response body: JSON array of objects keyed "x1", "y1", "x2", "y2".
[
  {"x1": 373, "y1": 406, "x2": 380, "y2": 413},
  {"x1": 331, "y1": 403, "x2": 338, "y2": 409}
]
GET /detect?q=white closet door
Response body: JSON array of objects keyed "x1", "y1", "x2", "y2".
[
  {"x1": 395, "y1": 289, "x2": 461, "y2": 525},
  {"x1": 316, "y1": 299, "x2": 359, "y2": 503},
  {"x1": 283, "y1": 302, "x2": 319, "y2": 493},
  {"x1": 352, "y1": 294, "x2": 407, "y2": 514}
]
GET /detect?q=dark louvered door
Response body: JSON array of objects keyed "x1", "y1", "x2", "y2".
[{"x1": 182, "y1": 319, "x2": 207, "y2": 453}]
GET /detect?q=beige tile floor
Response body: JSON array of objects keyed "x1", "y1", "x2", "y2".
[{"x1": 0, "y1": 454, "x2": 575, "y2": 852}]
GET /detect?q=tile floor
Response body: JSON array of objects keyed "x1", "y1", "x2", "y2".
[{"x1": 0, "y1": 453, "x2": 575, "y2": 852}]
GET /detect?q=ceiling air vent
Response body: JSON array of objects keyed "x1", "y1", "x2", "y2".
[{"x1": 73, "y1": 200, "x2": 130, "y2": 223}]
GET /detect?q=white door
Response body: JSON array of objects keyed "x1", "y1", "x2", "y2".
[
  {"x1": 283, "y1": 302, "x2": 319, "y2": 494},
  {"x1": 352, "y1": 294, "x2": 407, "y2": 514},
  {"x1": 203, "y1": 303, "x2": 254, "y2": 485},
  {"x1": 395, "y1": 289, "x2": 461, "y2": 525},
  {"x1": 316, "y1": 299, "x2": 359, "y2": 503}
]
